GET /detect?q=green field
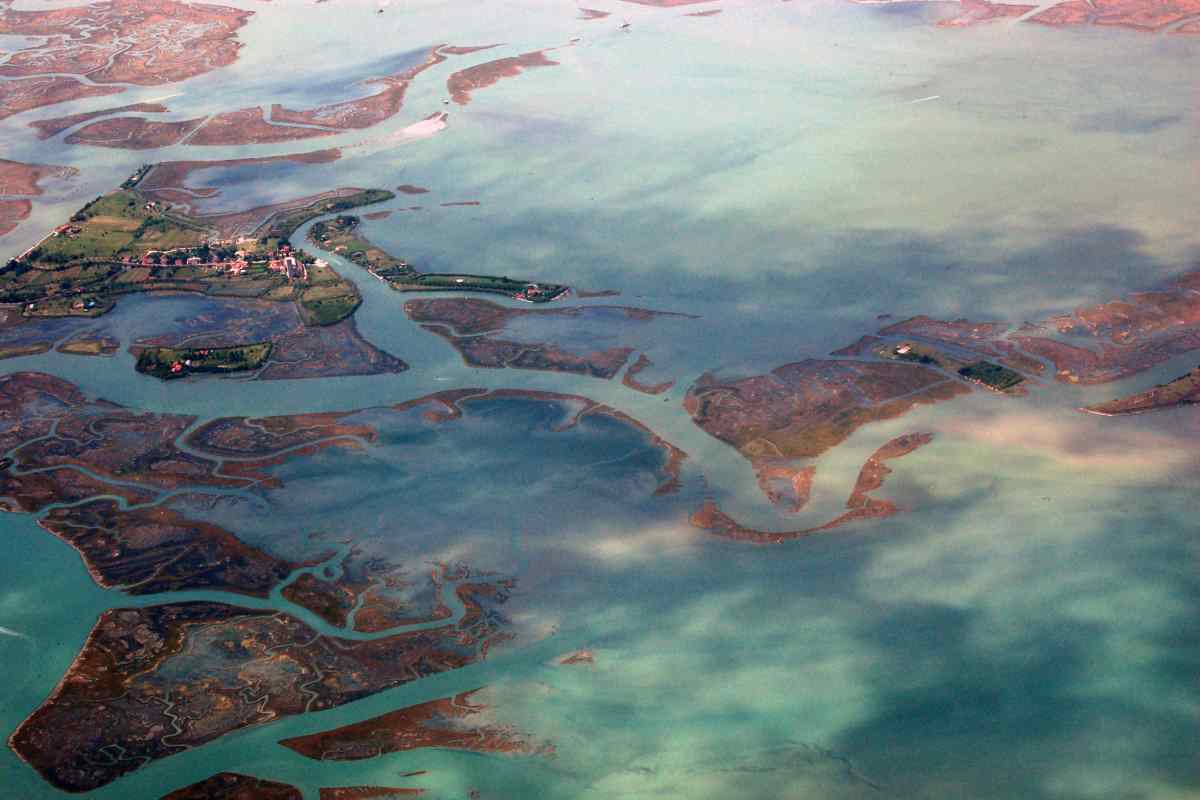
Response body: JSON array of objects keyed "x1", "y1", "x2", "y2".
[
  {"x1": 958, "y1": 361, "x2": 1026, "y2": 392},
  {"x1": 27, "y1": 190, "x2": 210, "y2": 265},
  {"x1": 300, "y1": 293, "x2": 361, "y2": 326},
  {"x1": 296, "y1": 257, "x2": 361, "y2": 326}
]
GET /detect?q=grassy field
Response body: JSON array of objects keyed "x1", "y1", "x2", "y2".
[
  {"x1": 58, "y1": 339, "x2": 118, "y2": 356},
  {"x1": 300, "y1": 293, "x2": 360, "y2": 326},
  {"x1": 265, "y1": 284, "x2": 297, "y2": 301},
  {"x1": 25, "y1": 295, "x2": 112, "y2": 317},
  {"x1": 957, "y1": 361, "x2": 1026, "y2": 392},
  {"x1": 29, "y1": 190, "x2": 210, "y2": 264},
  {"x1": 1, "y1": 187, "x2": 225, "y2": 307},
  {"x1": 297, "y1": 257, "x2": 360, "y2": 326}
]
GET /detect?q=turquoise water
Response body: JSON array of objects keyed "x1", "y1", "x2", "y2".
[{"x1": 1, "y1": 0, "x2": 1198, "y2": 797}]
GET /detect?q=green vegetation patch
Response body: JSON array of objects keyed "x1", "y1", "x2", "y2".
[
  {"x1": 391, "y1": 273, "x2": 568, "y2": 302},
  {"x1": 297, "y1": 256, "x2": 360, "y2": 326},
  {"x1": 958, "y1": 361, "x2": 1025, "y2": 392},
  {"x1": 28, "y1": 190, "x2": 210, "y2": 265},
  {"x1": 310, "y1": 216, "x2": 570, "y2": 303},
  {"x1": 300, "y1": 292, "x2": 360, "y2": 326},
  {"x1": 24, "y1": 295, "x2": 112, "y2": 317},
  {"x1": 136, "y1": 343, "x2": 272, "y2": 381},
  {"x1": 257, "y1": 190, "x2": 394, "y2": 242},
  {"x1": 896, "y1": 350, "x2": 938, "y2": 365},
  {"x1": 310, "y1": 216, "x2": 412, "y2": 279}
]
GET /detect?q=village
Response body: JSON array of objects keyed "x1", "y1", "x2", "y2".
[
  {"x1": 1, "y1": 180, "x2": 367, "y2": 326},
  {"x1": 101, "y1": 238, "x2": 313, "y2": 283},
  {"x1": 18, "y1": 230, "x2": 326, "y2": 315}
]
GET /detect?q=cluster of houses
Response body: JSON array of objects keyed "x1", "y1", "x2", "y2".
[
  {"x1": 513, "y1": 282, "x2": 562, "y2": 302},
  {"x1": 168, "y1": 348, "x2": 214, "y2": 376},
  {"x1": 122, "y1": 241, "x2": 308, "y2": 282}
]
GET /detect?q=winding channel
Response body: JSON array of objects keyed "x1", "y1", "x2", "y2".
[
  {"x1": 1, "y1": 205, "x2": 1165, "y2": 534},
  {"x1": 1, "y1": 153, "x2": 1191, "y2": 800},
  {"x1": 4, "y1": 416, "x2": 482, "y2": 642}
]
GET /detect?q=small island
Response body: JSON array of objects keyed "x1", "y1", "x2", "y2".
[
  {"x1": 57, "y1": 45, "x2": 449, "y2": 149},
  {"x1": 686, "y1": 310, "x2": 1046, "y2": 508},
  {"x1": 446, "y1": 49, "x2": 560, "y2": 106},
  {"x1": 320, "y1": 788, "x2": 426, "y2": 799},
  {"x1": 135, "y1": 342, "x2": 272, "y2": 380},
  {"x1": 0, "y1": 170, "x2": 409, "y2": 380},
  {"x1": 404, "y1": 297, "x2": 694, "y2": 384},
  {"x1": 1083, "y1": 366, "x2": 1200, "y2": 415},
  {"x1": 162, "y1": 774, "x2": 428, "y2": 800},
  {"x1": 850, "y1": 0, "x2": 1200, "y2": 34}
]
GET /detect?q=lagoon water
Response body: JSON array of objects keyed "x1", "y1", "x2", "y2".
[{"x1": 1, "y1": 0, "x2": 1198, "y2": 797}]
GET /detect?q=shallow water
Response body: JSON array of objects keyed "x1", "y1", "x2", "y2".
[{"x1": 0, "y1": 0, "x2": 1198, "y2": 798}]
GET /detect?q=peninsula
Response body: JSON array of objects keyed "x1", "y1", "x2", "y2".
[
  {"x1": 280, "y1": 688, "x2": 553, "y2": 761},
  {"x1": 1083, "y1": 366, "x2": 1200, "y2": 415},
  {"x1": 0, "y1": 159, "x2": 79, "y2": 238},
  {"x1": 309, "y1": 215, "x2": 569, "y2": 302},
  {"x1": 690, "y1": 432, "x2": 936, "y2": 543}
]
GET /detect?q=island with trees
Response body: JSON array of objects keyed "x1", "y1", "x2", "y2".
[{"x1": 135, "y1": 342, "x2": 273, "y2": 380}]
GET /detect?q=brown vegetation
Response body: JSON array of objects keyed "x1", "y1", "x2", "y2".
[
  {"x1": 622, "y1": 353, "x2": 676, "y2": 395},
  {"x1": 162, "y1": 772, "x2": 302, "y2": 800},
  {"x1": 690, "y1": 433, "x2": 935, "y2": 543},
  {"x1": 1083, "y1": 366, "x2": 1200, "y2": 415},
  {"x1": 30, "y1": 102, "x2": 169, "y2": 139},
  {"x1": 281, "y1": 689, "x2": 552, "y2": 760},
  {"x1": 447, "y1": 50, "x2": 559, "y2": 106},
  {"x1": 65, "y1": 116, "x2": 204, "y2": 149},
  {"x1": 0, "y1": 0, "x2": 250, "y2": 118}
]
